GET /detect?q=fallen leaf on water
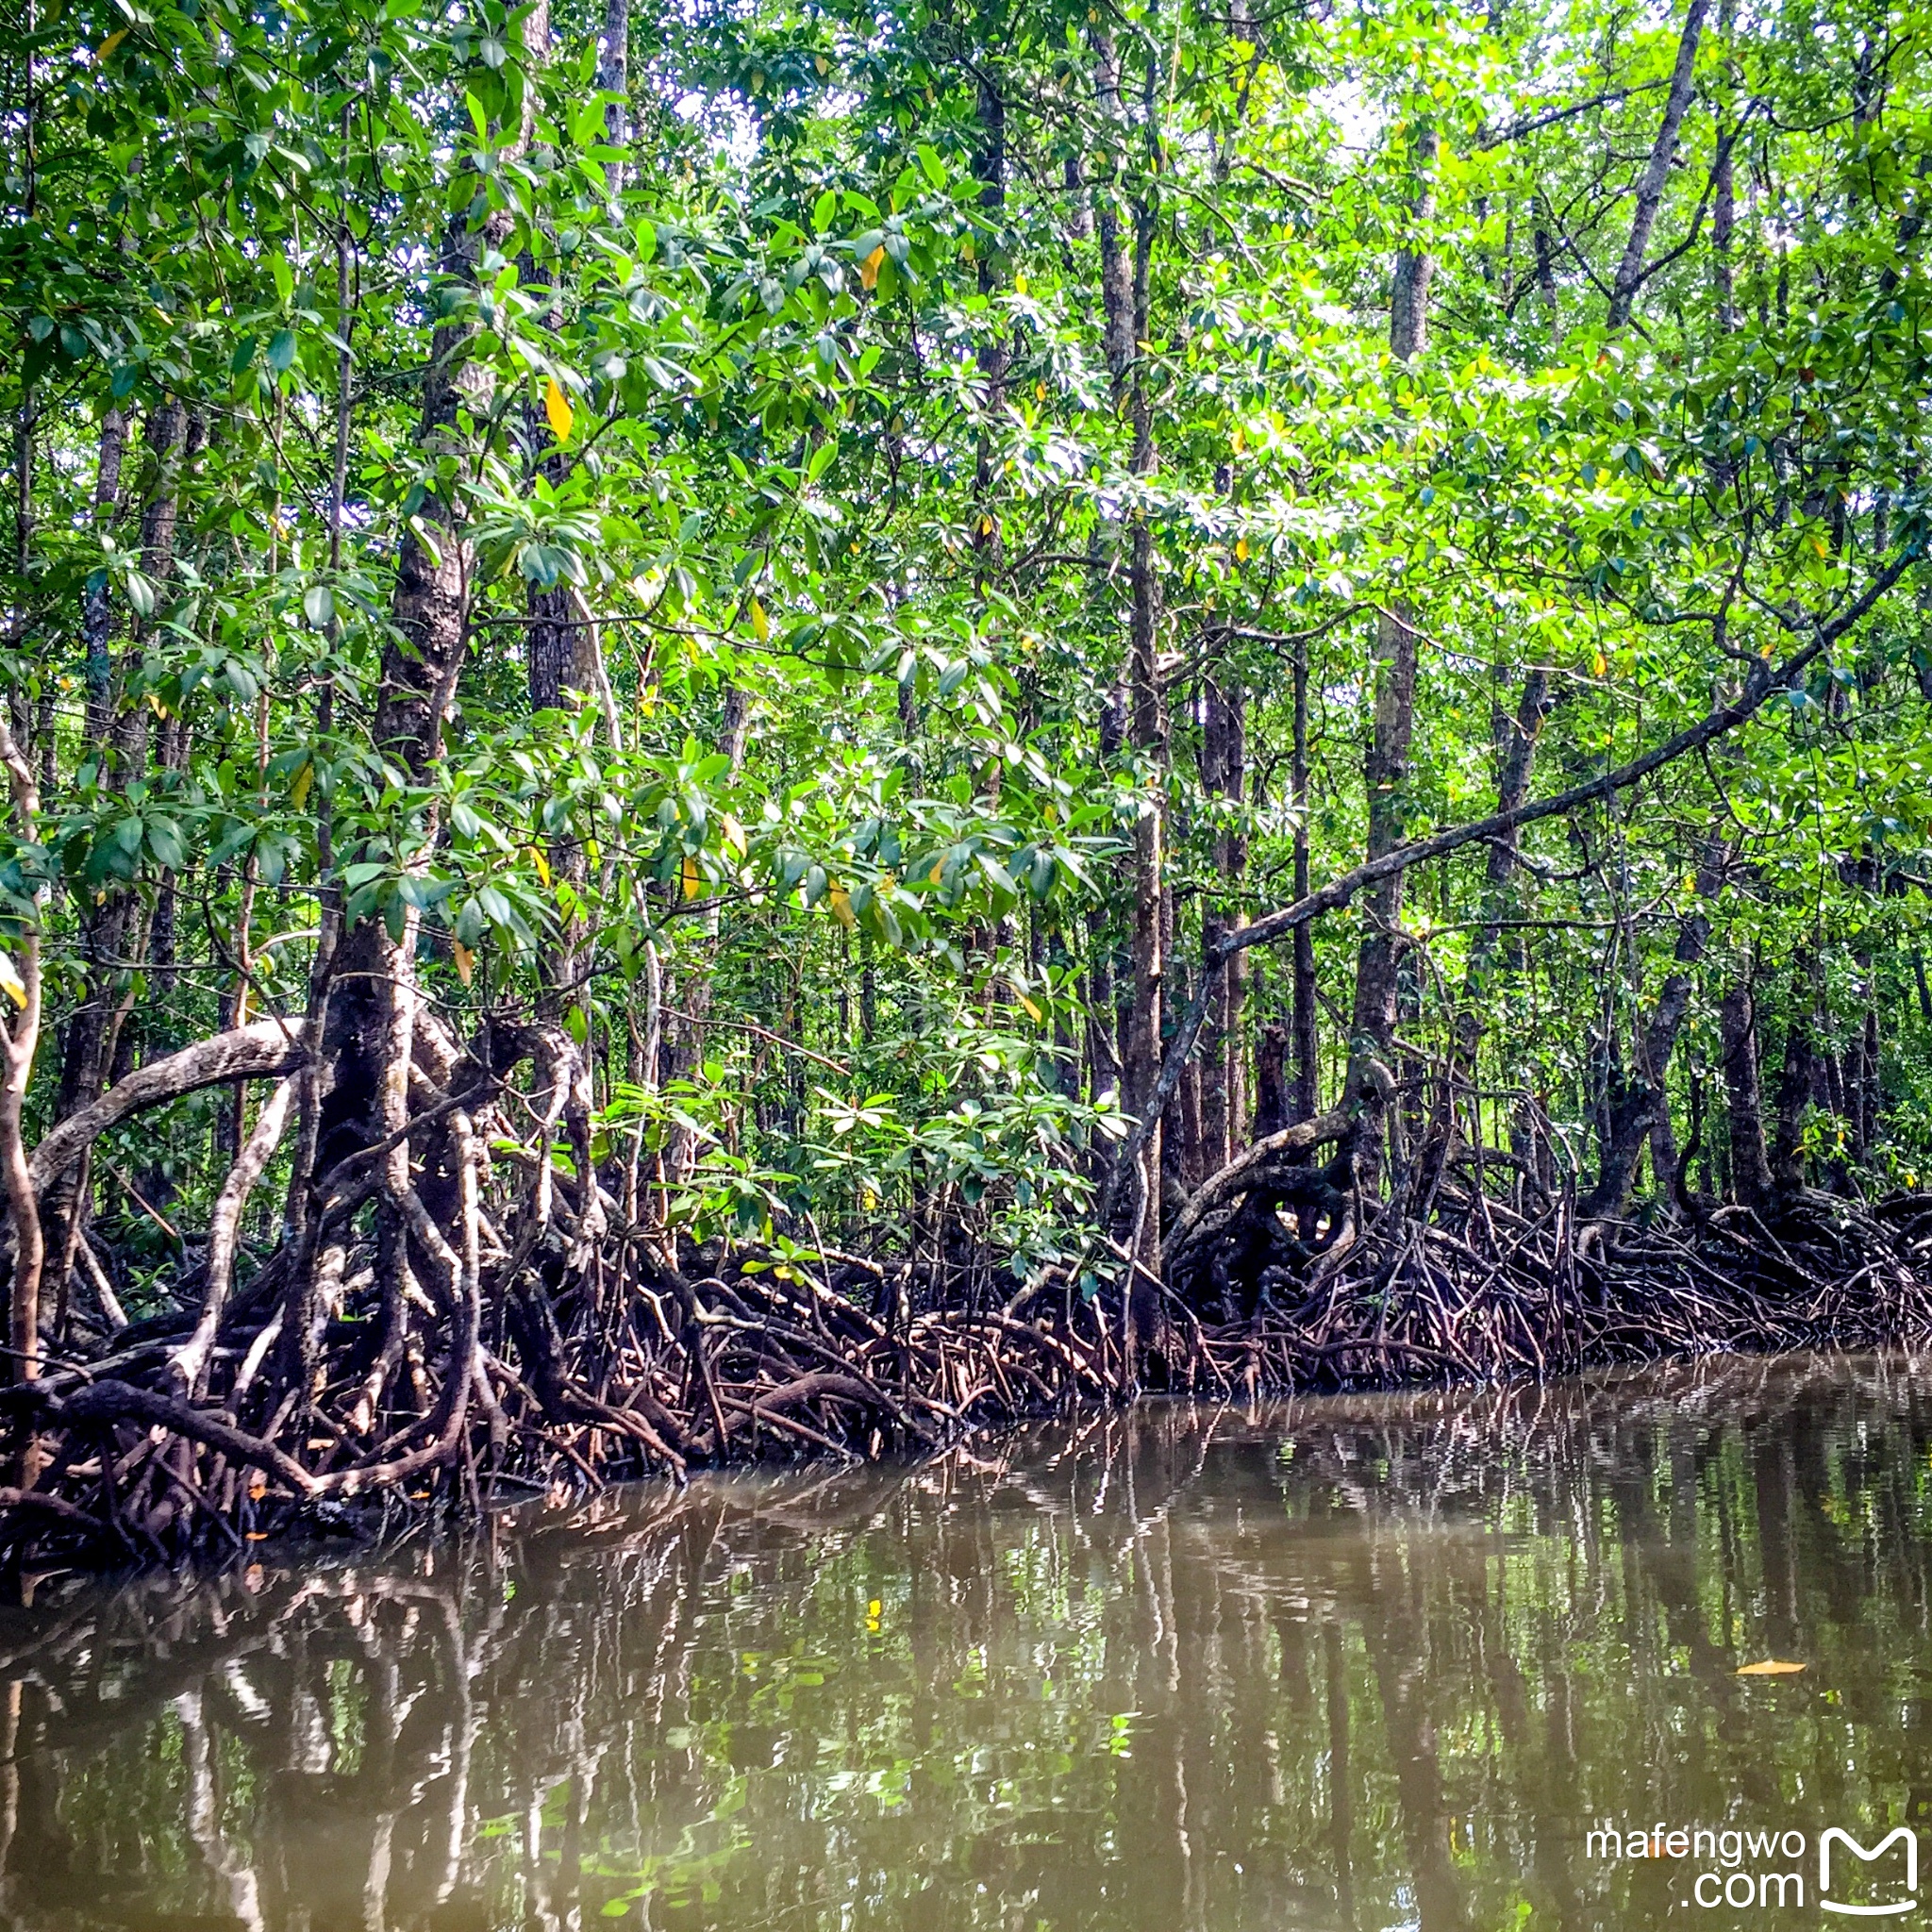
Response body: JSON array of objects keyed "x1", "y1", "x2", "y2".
[{"x1": 1737, "y1": 1659, "x2": 1807, "y2": 1675}]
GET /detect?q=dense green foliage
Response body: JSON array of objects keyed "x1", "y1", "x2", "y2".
[{"x1": 5, "y1": 0, "x2": 1932, "y2": 1327}]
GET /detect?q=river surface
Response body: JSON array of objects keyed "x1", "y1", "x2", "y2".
[{"x1": 4, "y1": 1352, "x2": 1932, "y2": 1930}]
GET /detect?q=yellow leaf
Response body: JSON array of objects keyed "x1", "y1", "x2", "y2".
[
  {"x1": 1035, "y1": 381, "x2": 1046, "y2": 401},
  {"x1": 97, "y1": 27, "x2": 128, "y2": 59},
  {"x1": 927, "y1": 858, "x2": 945, "y2": 885},
  {"x1": 528, "y1": 845, "x2": 552, "y2": 888},
  {"x1": 859, "y1": 244, "x2": 885, "y2": 291},
  {"x1": 1013, "y1": 271, "x2": 1027, "y2": 294},
  {"x1": 452, "y1": 941, "x2": 475, "y2": 986},
  {"x1": 814, "y1": 53, "x2": 827, "y2": 74},
  {"x1": 543, "y1": 377, "x2": 574, "y2": 443},
  {"x1": 1235, "y1": 537, "x2": 1249, "y2": 561},
  {"x1": 868, "y1": 1597, "x2": 882, "y2": 1617},
  {"x1": 978, "y1": 513, "x2": 995, "y2": 537},
  {"x1": 751, "y1": 599, "x2": 770, "y2": 642},
  {"x1": 1020, "y1": 994, "x2": 1043, "y2": 1023},
  {"x1": 0, "y1": 952, "x2": 25, "y2": 1010},
  {"x1": 1592, "y1": 651, "x2": 1607, "y2": 677},
  {"x1": 681, "y1": 854, "x2": 701, "y2": 900},
  {"x1": 290, "y1": 759, "x2": 313, "y2": 811},
  {"x1": 829, "y1": 882, "x2": 857, "y2": 929},
  {"x1": 1737, "y1": 1659, "x2": 1807, "y2": 1675}
]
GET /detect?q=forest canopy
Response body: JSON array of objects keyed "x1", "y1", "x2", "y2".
[{"x1": 2, "y1": 0, "x2": 1931, "y2": 1551}]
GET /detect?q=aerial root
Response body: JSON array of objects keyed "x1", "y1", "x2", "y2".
[{"x1": 4, "y1": 1028, "x2": 1928, "y2": 1574}]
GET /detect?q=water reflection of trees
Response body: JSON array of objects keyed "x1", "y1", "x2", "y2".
[{"x1": 2, "y1": 1354, "x2": 1931, "y2": 1932}]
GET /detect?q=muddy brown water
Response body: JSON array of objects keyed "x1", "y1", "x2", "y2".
[{"x1": 5, "y1": 1351, "x2": 1932, "y2": 1929}]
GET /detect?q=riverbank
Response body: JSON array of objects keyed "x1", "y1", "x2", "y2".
[
  {"x1": 0, "y1": 1352, "x2": 1924, "y2": 1931},
  {"x1": 3, "y1": 1178, "x2": 1926, "y2": 1574}
]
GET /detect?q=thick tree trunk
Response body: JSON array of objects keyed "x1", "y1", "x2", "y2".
[
  {"x1": 1389, "y1": 127, "x2": 1437, "y2": 363},
  {"x1": 1254, "y1": 1021, "x2": 1290, "y2": 1139},
  {"x1": 306, "y1": 40, "x2": 535, "y2": 1411}
]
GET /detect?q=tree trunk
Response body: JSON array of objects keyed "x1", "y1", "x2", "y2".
[
  {"x1": 1583, "y1": 837, "x2": 1728, "y2": 1217},
  {"x1": 1199, "y1": 672, "x2": 1246, "y2": 1174},
  {"x1": 1607, "y1": 0, "x2": 1711, "y2": 328},
  {"x1": 1095, "y1": 23, "x2": 1166, "y2": 1336},
  {"x1": 1351, "y1": 136, "x2": 1433, "y2": 1101},
  {"x1": 597, "y1": 0, "x2": 629, "y2": 165},
  {"x1": 1350, "y1": 607, "x2": 1419, "y2": 1059},
  {"x1": 971, "y1": 67, "x2": 1008, "y2": 583},
  {"x1": 1452, "y1": 668, "x2": 1553, "y2": 1078},
  {"x1": 42, "y1": 400, "x2": 195, "y2": 1313},
  {"x1": 1723, "y1": 974, "x2": 1777, "y2": 1213},
  {"x1": 1771, "y1": 950, "x2": 1818, "y2": 1197},
  {"x1": 1254, "y1": 1021, "x2": 1290, "y2": 1139},
  {"x1": 1291, "y1": 631, "x2": 1318, "y2": 1120},
  {"x1": 307, "y1": 37, "x2": 535, "y2": 1405}
]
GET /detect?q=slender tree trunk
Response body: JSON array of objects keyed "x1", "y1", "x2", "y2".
[
  {"x1": 42, "y1": 401, "x2": 195, "y2": 1308},
  {"x1": 971, "y1": 68, "x2": 1008, "y2": 584},
  {"x1": 80, "y1": 407, "x2": 125, "y2": 739},
  {"x1": 597, "y1": 0, "x2": 629, "y2": 169},
  {"x1": 1712, "y1": 0, "x2": 1737, "y2": 333},
  {"x1": 1351, "y1": 130, "x2": 1434, "y2": 1118},
  {"x1": 1607, "y1": 0, "x2": 1711, "y2": 328},
  {"x1": 1095, "y1": 23, "x2": 1167, "y2": 1334},
  {"x1": 1291, "y1": 632, "x2": 1318, "y2": 1120},
  {"x1": 1452, "y1": 668, "x2": 1553, "y2": 1078},
  {"x1": 1584, "y1": 837, "x2": 1728, "y2": 1217},
  {"x1": 1350, "y1": 608, "x2": 1419, "y2": 1059},
  {"x1": 0, "y1": 716, "x2": 44, "y2": 1399},
  {"x1": 1199, "y1": 672, "x2": 1245, "y2": 1173},
  {"x1": 1771, "y1": 950, "x2": 1818, "y2": 1197}
]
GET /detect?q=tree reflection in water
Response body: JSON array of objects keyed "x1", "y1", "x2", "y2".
[{"x1": 4, "y1": 1352, "x2": 1932, "y2": 1932}]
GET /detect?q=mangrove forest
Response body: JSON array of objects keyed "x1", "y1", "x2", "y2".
[{"x1": 2, "y1": 0, "x2": 1932, "y2": 1561}]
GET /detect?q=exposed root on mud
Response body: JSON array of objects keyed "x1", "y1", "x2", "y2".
[{"x1": 1, "y1": 1002, "x2": 1927, "y2": 1574}]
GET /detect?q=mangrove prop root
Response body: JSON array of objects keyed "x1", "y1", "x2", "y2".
[{"x1": 3, "y1": 1030, "x2": 1929, "y2": 1571}]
